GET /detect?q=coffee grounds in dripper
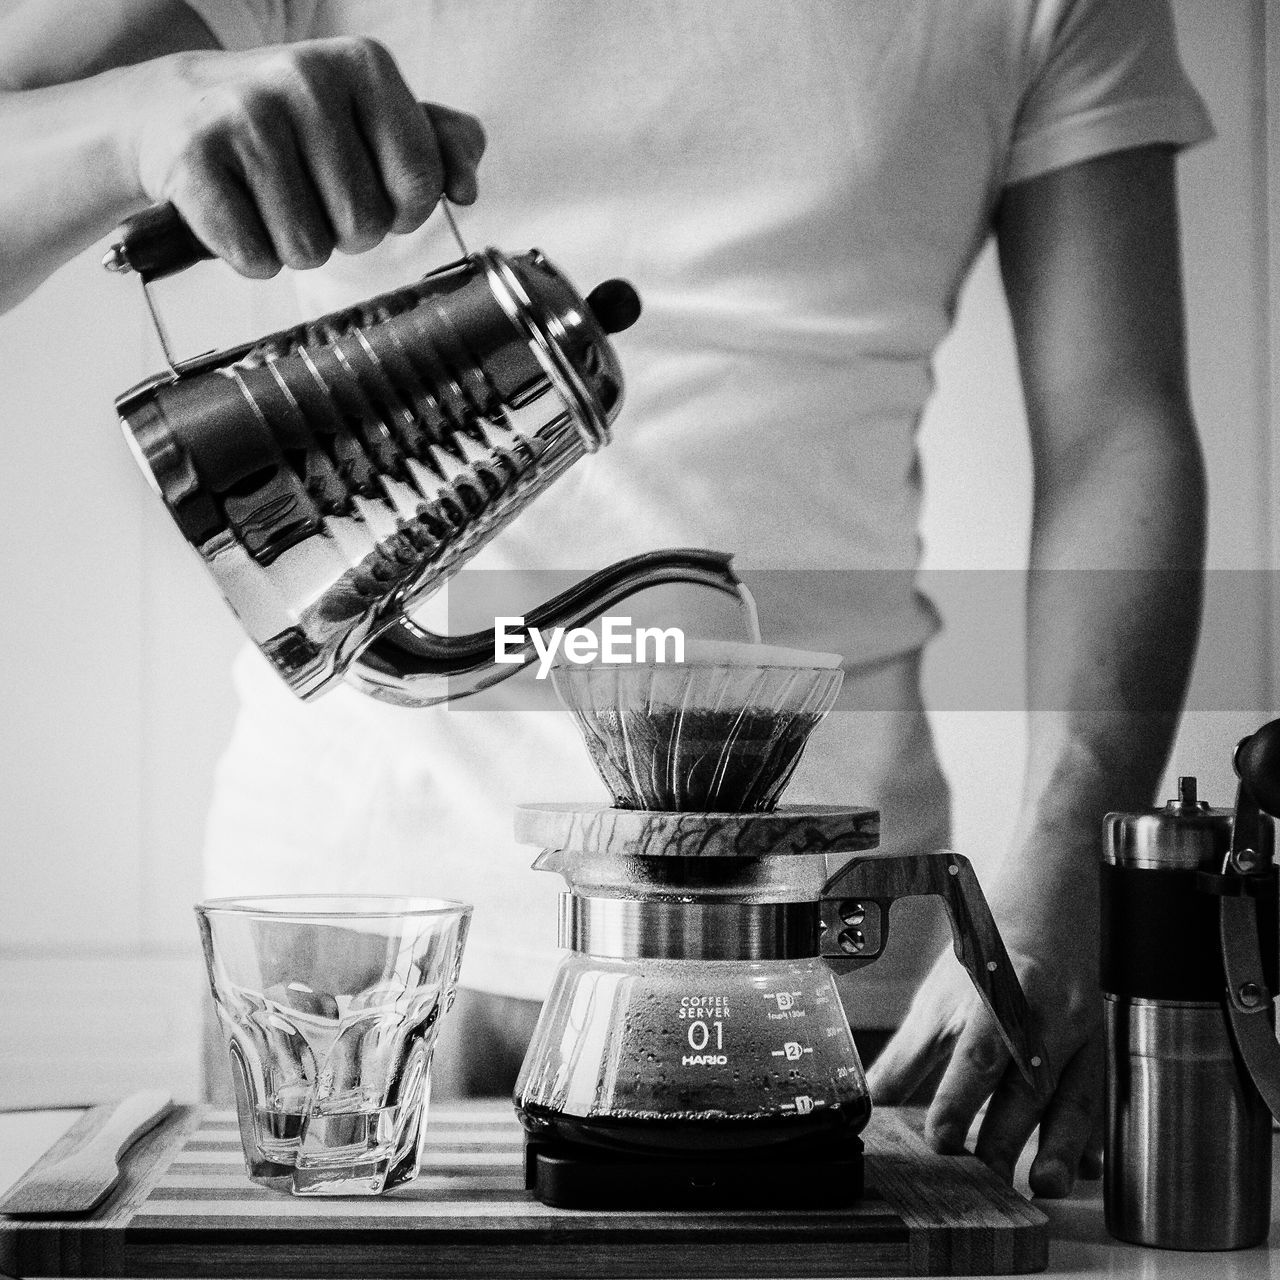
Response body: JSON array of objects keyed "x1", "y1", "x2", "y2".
[
  {"x1": 553, "y1": 641, "x2": 843, "y2": 813},
  {"x1": 579, "y1": 704, "x2": 822, "y2": 812}
]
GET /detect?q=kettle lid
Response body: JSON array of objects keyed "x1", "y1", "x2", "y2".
[{"x1": 492, "y1": 250, "x2": 639, "y2": 449}]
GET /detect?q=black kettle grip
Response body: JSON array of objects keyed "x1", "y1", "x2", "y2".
[{"x1": 111, "y1": 203, "x2": 214, "y2": 282}]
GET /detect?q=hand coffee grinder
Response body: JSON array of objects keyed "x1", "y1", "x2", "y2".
[
  {"x1": 1103, "y1": 719, "x2": 1280, "y2": 1250},
  {"x1": 512, "y1": 644, "x2": 1047, "y2": 1208}
]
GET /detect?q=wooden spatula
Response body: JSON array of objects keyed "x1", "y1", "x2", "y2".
[{"x1": 0, "y1": 1090, "x2": 173, "y2": 1217}]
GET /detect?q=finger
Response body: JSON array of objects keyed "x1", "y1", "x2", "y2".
[
  {"x1": 306, "y1": 104, "x2": 395, "y2": 255},
  {"x1": 241, "y1": 40, "x2": 395, "y2": 254},
  {"x1": 171, "y1": 160, "x2": 280, "y2": 278},
  {"x1": 345, "y1": 40, "x2": 453, "y2": 232},
  {"x1": 230, "y1": 111, "x2": 336, "y2": 271},
  {"x1": 1028, "y1": 1033, "x2": 1103, "y2": 1198},
  {"x1": 923, "y1": 1010, "x2": 1010, "y2": 1154},
  {"x1": 422, "y1": 102, "x2": 486, "y2": 206},
  {"x1": 864, "y1": 1014, "x2": 953, "y2": 1106},
  {"x1": 973, "y1": 1050, "x2": 1053, "y2": 1185}
]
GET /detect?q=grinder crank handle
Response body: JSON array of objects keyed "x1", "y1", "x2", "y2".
[
  {"x1": 821, "y1": 851, "x2": 1047, "y2": 1088},
  {"x1": 102, "y1": 203, "x2": 214, "y2": 282},
  {"x1": 1214, "y1": 718, "x2": 1280, "y2": 1118}
]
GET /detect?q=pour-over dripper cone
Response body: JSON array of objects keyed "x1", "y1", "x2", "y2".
[{"x1": 551, "y1": 639, "x2": 843, "y2": 812}]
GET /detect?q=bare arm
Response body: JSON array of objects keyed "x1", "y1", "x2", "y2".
[
  {"x1": 0, "y1": 0, "x2": 215, "y2": 308},
  {"x1": 867, "y1": 144, "x2": 1205, "y2": 1195},
  {"x1": 0, "y1": 0, "x2": 484, "y2": 313},
  {"x1": 976, "y1": 142, "x2": 1202, "y2": 1185}
]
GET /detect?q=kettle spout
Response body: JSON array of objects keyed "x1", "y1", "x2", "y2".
[{"x1": 347, "y1": 548, "x2": 744, "y2": 706}]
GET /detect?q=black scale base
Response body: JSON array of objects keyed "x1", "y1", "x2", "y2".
[{"x1": 523, "y1": 1134, "x2": 865, "y2": 1210}]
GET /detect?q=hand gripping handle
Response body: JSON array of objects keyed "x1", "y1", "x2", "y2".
[
  {"x1": 104, "y1": 198, "x2": 472, "y2": 284},
  {"x1": 821, "y1": 850, "x2": 1048, "y2": 1087}
]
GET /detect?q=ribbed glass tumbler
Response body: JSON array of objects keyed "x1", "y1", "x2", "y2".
[{"x1": 196, "y1": 895, "x2": 471, "y2": 1195}]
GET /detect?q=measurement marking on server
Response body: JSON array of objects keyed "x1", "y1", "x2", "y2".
[
  {"x1": 771, "y1": 1041, "x2": 813, "y2": 1061},
  {"x1": 763, "y1": 991, "x2": 802, "y2": 1010},
  {"x1": 780, "y1": 1095, "x2": 817, "y2": 1115},
  {"x1": 762, "y1": 991, "x2": 807, "y2": 1022}
]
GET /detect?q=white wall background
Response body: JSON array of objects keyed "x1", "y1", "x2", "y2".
[{"x1": 0, "y1": 1, "x2": 1274, "y2": 1106}]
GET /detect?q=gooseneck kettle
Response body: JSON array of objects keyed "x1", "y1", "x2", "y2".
[{"x1": 104, "y1": 202, "x2": 744, "y2": 705}]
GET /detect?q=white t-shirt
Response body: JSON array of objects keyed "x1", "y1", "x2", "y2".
[{"x1": 192, "y1": 0, "x2": 1211, "y2": 1014}]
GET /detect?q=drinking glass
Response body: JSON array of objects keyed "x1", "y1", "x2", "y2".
[{"x1": 196, "y1": 894, "x2": 471, "y2": 1195}]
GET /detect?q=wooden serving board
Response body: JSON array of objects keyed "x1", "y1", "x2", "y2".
[{"x1": 0, "y1": 1101, "x2": 1045, "y2": 1278}]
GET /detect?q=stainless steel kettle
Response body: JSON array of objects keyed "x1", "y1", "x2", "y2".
[{"x1": 105, "y1": 203, "x2": 744, "y2": 706}]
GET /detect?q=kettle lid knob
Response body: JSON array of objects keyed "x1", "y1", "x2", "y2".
[{"x1": 586, "y1": 279, "x2": 642, "y2": 334}]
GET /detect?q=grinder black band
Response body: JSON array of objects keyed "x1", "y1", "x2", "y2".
[{"x1": 1100, "y1": 862, "x2": 1279, "y2": 1002}]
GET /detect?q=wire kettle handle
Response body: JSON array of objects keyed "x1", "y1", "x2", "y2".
[{"x1": 102, "y1": 199, "x2": 473, "y2": 372}]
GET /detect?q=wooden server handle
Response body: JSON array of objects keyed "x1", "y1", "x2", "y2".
[{"x1": 823, "y1": 850, "x2": 1048, "y2": 1088}]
